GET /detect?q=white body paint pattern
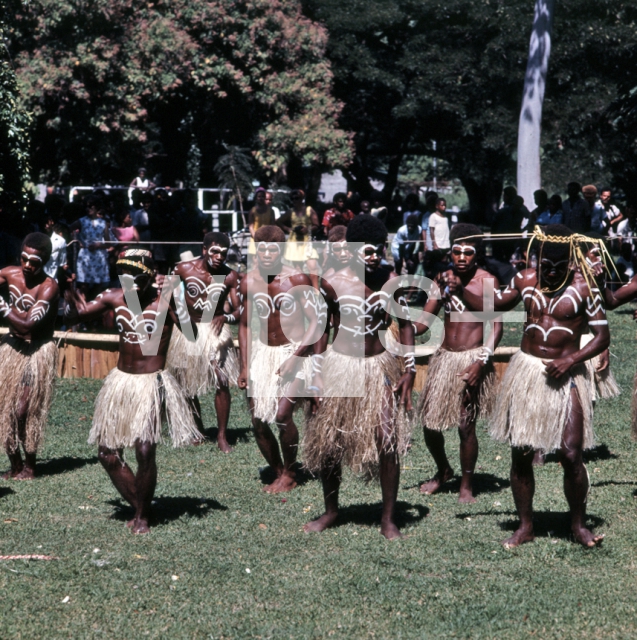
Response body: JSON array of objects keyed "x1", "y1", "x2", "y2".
[
  {"x1": 525, "y1": 324, "x2": 574, "y2": 342},
  {"x1": 9, "y1": 285, "x2": 36, "y2": 312},
  {"x1": 254, "y1": 292, "x2": 297, "y2": 319},
  {"x1": 444, "y1": 295, "x2": 466, "y2": 315},
  {"x1": 586, "y1": 288, "x2": 605, "y2": 318},
  {"x1": 88, "y1": 290, "x2": 112, "y2": 306},
  {"x1": 28, "y1": 300, "x2": 50, "y2": 322},
  {"x1": 0, "y1": 298, "x2": 10, "y2": 317},
  {"x1": 337, "y1": 291, "x2": 391, "y2": 337},
  {"x1": 115, "y1": 306, "x2": 160, "y2": 344},
  {"x1": 302, "y1": 289, "x2": 327, "y2": 325},
  {"x1": 184, "y1": 277, "x2": 227, "y2": 313},
  {"x1": 521, "y1": 284, "x2": 583, "y2": 317}
]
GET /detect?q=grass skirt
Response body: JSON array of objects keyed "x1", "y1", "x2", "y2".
[
  {"x1": 89, "y1": 368, "x2": 200, "y2": 449},
  {"x1": 302, "y1": 350, "x2": 409, "y2": 478},
  {"x1": 586, "y1": 357, "x2": 620, "y2": 401},
  {"x1": 416, "y1": 347, "x2": 497, "y2": 431},
  {"x1": 0, "y1": 336, "x2": 57, "y2": 454},
  {"x1": 490, "y1": 350, "x2": 594, "y2": 453},
  {"x1": 580, "y1": 333, "x2": 620, "y2": 400},
  {"x1": 248, "y1": 340, "x2": 310, "y2": 424},
  {"x1": 166, "y1": 323, "x2": 239, "y2": 396}
]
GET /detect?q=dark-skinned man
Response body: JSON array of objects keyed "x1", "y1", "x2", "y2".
[
  {"x1": 455, "y1": 225, "x2": 609, "y2": 548},
  {"x1": 237, "y1": 226, "x2": 324, "y2": 494},
  {"x1": 302, "y1": 215, "x2": 415, "y2": 540},
  {"x1": 414, "y1": 224, "x2": 503, "y2": 503},
  {"x1": 65, "y1": 249, "x2": 200, "y2": 534},
  {"x1": 166, "y1": 232, "x2": 240, "y2": 453},
  {"x1": 0, "y1": 232, "x2": 59, "y2": 479}
]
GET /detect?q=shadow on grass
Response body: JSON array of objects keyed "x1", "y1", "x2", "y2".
[
  {"x1": 541, "y1": 444, "x2": 618, "y2": 466},
  {"x1": 258, "y1": 463, "x2": 315, "y2": 488},
  {"x1": 108, "y1": 495, "x2": 227, "y2": 525},
  {"x1": 37, "y1": 455, "x2": 98, "y2": 477},
  {"x1": 404, "y1": 473, "x2": 510, "y2": 497},
  {"x1": 307, "y1": 500, "x2": 429, "y2": 530},
  {"x1": 205, "y1": 427, "x2": 252, "y2": 446},
  {"x1": 499, "y1": 510, "x2": 605, "y2": 541},
  {"x1": 591, "y1": 480, "x2": 637, "y2": 488},
  {"x1": 0, "y1": 487, "x2": 15, "y2": 498}
]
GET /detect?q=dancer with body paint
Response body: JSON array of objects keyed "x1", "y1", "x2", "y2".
[
  {"x1": 166, "y1": 232, "x2": 241, "y2": 452},
  {"x1": 456, "y1": 225, "x2": 608, "y2": 548},
  {"x1": 0, "y1": 233, "x2": 59, "y2": 479},
  {"x1": 303, "y1": 215, "x2": 415, "y2": 539},
  {"x1": 65, "y1": 249, "x2": 200, "y2": 533},
  {"x1": 237, "y1": 226, "x2": 324, "y2": 494},
  {"x1": 414, "y1": 224, "x2": 503, "y2": 503}
]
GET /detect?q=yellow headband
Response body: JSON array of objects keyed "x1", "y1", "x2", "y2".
[{"x1": 116, "y1": 259, "x2": 154, "y2": 276}]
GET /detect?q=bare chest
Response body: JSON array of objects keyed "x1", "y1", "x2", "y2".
[
  {"x1": 523, "y1": 285, "x2": 583, "y2": 322},
  {"x1": 337, "y1": 289, "x2": 391, "y2": 337},
  {"x1": 183, "y1": 275, "x2": 228, "y2": 313},
  {"x1": 115, "y1": 304, "x2": 166, "y2": 345}
]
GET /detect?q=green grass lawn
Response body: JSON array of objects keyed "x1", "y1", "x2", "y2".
[{"x1": 2, "y1": 307, "x2": 637, "y2": 639}]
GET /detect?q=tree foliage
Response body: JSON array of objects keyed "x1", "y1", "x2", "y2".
[
  {"x1": 10, "y1": 0, "x2": 353, "y2": 186},
  {"x1": 0, "y1": 0, "x2": 31, "y2": 203},
  {"x1": 302, "y1": 0, "x2": 637, "y2": 217}
]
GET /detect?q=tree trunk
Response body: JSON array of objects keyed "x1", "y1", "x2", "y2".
[
  {"x1": 461, "y1": 176, "x2": 503, "y2": 225},
  {"x1": 306, "y1": 164, "x2": 324, "y2": 206},
  {"x1": 516, "y1": 0, "x2": 555, "y2": 208},
  {"x1": 381, "y1": 152, "x2": 403, "y2": 204}
]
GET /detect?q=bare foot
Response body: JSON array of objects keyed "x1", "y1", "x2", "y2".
[
  {"x1": 573, "y1": 526, "x2": 604, "y2": 548},
  {"x1": 1, "y1": 470, "x2": 16, "y2": 480},
  {"x1": 532, "y1": 450, "x2": 545, "y2": 466},
  {"x1": 264, "y1": 474, "x2": 297, "y2": 494},
  {"x1": 126, "y1": 518, "x2": 136, "y2": 528},
  {"x1": 217, "y1": 439, "x2": 233, "y2": 454},
  {"x1": 458, "y1": 487, "x2": 477, "y2": 504},
  {"x1": 192, "y1": 437, "x2": 207, "y2": 447},
  {"x1": 13, "y1": 467, "x2": 35, "y2": 480},
  {"x1": 131, "y1": 518, "x2": 151, "y2": 534},
  {"x1": 502, "y1": 527, "x2": 535, "y2": 549},
  {"x1": 420, "y1": 467, "x2": 454, "y2": 495},
  {"x1": 304, "y1": 511, "x2": 338, "y2": 533},
  {"x1": 380, "y1": 521, "x2": 403, "y2": 540}
]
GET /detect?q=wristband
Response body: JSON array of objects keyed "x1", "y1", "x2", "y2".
[{"x1": 476, "y1": 346, "x2": 493, "y2": 365}]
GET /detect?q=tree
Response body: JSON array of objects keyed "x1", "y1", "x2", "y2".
[
  {"x1": 10, "y1": 0, "x2": 352, "y2": 188},
  {"x1": 302, "y1": 0, "x2": 636, "y2": 219},
  {"x1": 0, "y1": 0, "x2": 31, "y2": 204},
  {"x1": 516, "y1": 0, "x2": 555, "y2": 209}
]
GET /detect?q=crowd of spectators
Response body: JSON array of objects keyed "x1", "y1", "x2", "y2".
[{"x1": 0, "y1": 178, "x2": 634, "y2": 323}]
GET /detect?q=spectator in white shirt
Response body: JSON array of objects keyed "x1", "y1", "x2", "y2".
[
  {"x1": 265, "y1": 191, "x2": 281, "y2": 220},
  {"x1": 617, "y1": 203, "x2": 637, "y2": 247},
  {"x1": 43, "y1": 215, "x2": 67, "y2": 281},
  {"x1": 429, "y1": 198, "x2": 451, "y2": 251},
  {"x1": 597, "y1": 188, "x2": 623, "y2": 238}
]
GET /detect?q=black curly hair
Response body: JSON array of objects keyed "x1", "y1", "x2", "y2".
[{"x1": 345, "y1": 215, "x2": 387, "y2": 245}]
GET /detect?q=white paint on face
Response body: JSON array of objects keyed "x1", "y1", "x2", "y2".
[
  {"x1": 206, "y1": 245, "x2": 228, "y2": 266},
  {"x1": 451, "y1": 244, "x2": 477, "y2": 257},
  {"x1": 358, "y1": 244, "x2": 384, "y2": 271}
]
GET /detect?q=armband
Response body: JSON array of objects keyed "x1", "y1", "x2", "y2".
[{"x1": 476, "y1": 346, "x2": 493, "y2": 365}]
